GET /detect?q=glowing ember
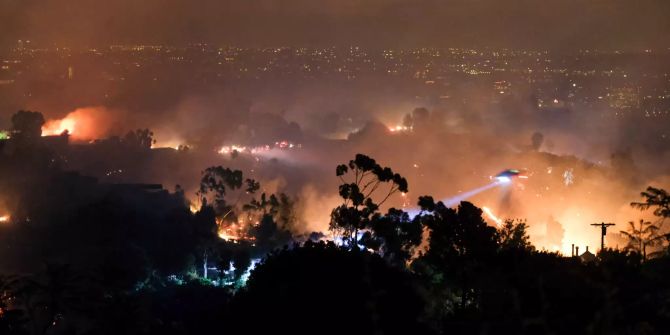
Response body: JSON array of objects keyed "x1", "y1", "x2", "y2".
[
  {"x1": 216, "y1": 218, "x2": 256, "y2": 242},
  {"x1": 217, "y1": 229, "x2": 238, "y2": 241},
  {"x1": 389, "y1": 125, "x2": 411, "y2": 132},
  {"x1": 218, "y1": 145, "x2": 249, "y2": 155},
  {"x1": 218, "y1": 141, "x2": 301, "y2": 156}
]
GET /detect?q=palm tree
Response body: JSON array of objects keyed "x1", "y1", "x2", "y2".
[
  {"x1": 631, "y1": 187, "x2": 670, "y2": 220},
  {"x1": 620, "y1": 219, "x2": 662, "y2": 260}
]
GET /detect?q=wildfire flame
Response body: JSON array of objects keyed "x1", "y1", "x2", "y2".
[
  {"x1": 216, "y1": 217, "x2": 259, "y2": 242},
  {"x1": 41, "y1": 107, "x2": 112, "y2": 141},
  {"x1": 218, "y1": 141, "x2": 300, "y2": 156}
]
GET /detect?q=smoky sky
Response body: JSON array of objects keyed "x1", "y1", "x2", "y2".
[{"x1": 1, "y1": 0, "x2": 669, "y2": 49}]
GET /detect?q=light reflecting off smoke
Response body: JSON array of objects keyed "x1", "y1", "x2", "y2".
[{"x1": 41, "y1": 107, "x2": 114, "y2": 141}]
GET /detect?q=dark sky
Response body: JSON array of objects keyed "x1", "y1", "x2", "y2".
[{"x1": 1, "y1": 0, "x2": 669, "y2": 49}]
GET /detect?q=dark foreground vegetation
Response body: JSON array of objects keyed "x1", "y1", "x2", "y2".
[{"x1": 1, "y1": 111, "x2": 670, "y2": 335}]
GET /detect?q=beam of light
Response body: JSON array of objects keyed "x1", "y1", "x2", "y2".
[
  {"x1": 406, "y1": 180, "x2": 507, "y2": 218},
  {"x1": 482, "y1": 206, "x2": 503, "y2": 227},
  {"x1": 495, "y1": 176, "x2": 512, "y2": 183},
  {"x1": 441, "y1": 180, "x2": 506, "y2": 207}
]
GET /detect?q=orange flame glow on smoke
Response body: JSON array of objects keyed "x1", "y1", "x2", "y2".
[{"x1": 41, "y1": 107, "x2": 113, "y2": 141}]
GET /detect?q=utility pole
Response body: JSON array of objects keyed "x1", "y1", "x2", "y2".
[{"x1": 591, "y1": 222, "x2": 615, "y2": 251}]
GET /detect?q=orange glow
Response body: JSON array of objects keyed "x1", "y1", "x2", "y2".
[
  {"x1": 189, "y1": 203, "x2": 199, "y2": 214},
  {"x1": 42, "y1": 107, "x2": 113, "y2": 141},
  {"x1": 482, "y1": 206, "x2": 503, "y2": 227},
  {"x1": 555, "y1": 207, "x2": 601, "y2": 256},
  {"x1": 0, "y1": 215, "x2": 10, "y2": 223},
  {"x1": 216, "y1": 218, "x2": 256, "y2": 242},
  {"x1": 388, "y1": 125, "x2": 411, "y2": 133}
]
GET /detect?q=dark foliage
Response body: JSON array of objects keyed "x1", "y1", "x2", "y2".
[{"x1": 228, "y1": 241, "x2": 432, "y2": 335}]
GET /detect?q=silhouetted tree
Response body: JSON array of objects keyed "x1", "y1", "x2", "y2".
[
  {"x1": 498, "y1": 219, "x2": 534, "y2": 252},
  {"x1": 620, "y1": 219, "x2": 662, "y2": 260},
  {"x1": 192, "y1": 205, "x2": 218, "y2": 279},
  {"x1": 361, "y1": 208, "x2": 422, "y2": 267},
  {"x1": 631, "y1": 186, "x2": 670, "y2": 256},
  {"x1": 243, "y1": 192, "x2": 279, "y2": 217},
  {"x1": 248, "y1": 215, "x2": 292, "y2": 254},
  {"x1": 123, "y1": 128, "x2": 155, "y2": 149},
  {"x1": 632, "y1": 186, "x2": 670, "y2": 220},
  {"x1": 330, "y1": 154, "x2": 408, "y2": 248},
  {"x1": 197, "y1": 166, "x2": 259, "y2": 219},
  {"x1": 414, "y1": 199, "x2": 498, "y2": 311},
  {"x1": 228, "y1": 241, "x2": 430, "y2": 335},
  {"x1": 275, "y1": 193, "x2": 297, "y2": 229},
  {"x1": 11, "y1": 110, "x2": 44, "y2": 141}
]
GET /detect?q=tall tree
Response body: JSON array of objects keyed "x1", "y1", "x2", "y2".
[
  {"x1": 11, "y1": 110, "x2": 45, "y2": 140},
  {"x1": 498, "y1": 219, "x2": 534, "y2": 252},
  {"x1": 631, "y1": 187, "x2": 670, "y2": 220},
  {"x1": 360, "y1": 208, "x2": 422, "y2": 267},
  {"x1": 630, "y1": 186, "x2": 670, "y2": 256},
  {"x1": 123, "y1": 128, "x2": 155, "y2": 149},
  {"x1": 197, "y1": 167, "x2": 260, "y2": 220},
  {"x1": 196, "y1": 167, "x2": 260, "y2": 278},
  {"x1": 415, "y1": 199, "x2": 498, "y2": 311},
  {"x1": 620, "y1": 219, "x2": 662, "y2": 260},
  {"x1": 10, "y1": 110, "x2": 45, "y2": 152},
  {"x1": 330, "y1": 154, "x2": 408, "y2": 248}
]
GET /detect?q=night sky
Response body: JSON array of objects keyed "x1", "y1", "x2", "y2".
[{"x1": 1, "y1": 0, "x2": 669, "y2": 49}]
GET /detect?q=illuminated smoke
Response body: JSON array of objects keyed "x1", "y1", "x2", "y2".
[{"x1": 42, "y1": 107, "x2": 115, "y2": 141}]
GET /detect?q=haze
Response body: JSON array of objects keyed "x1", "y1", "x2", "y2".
[{"x1": 1, "y1": 0, "x2": 670, "y2": 50}]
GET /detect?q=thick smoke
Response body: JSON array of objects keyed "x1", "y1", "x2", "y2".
[
  {"x1": 2, "y1": 46, "x2": 669, "y2": 256},
  {"x1": 41, "y1": 106, "x2": 119, "y2": 140}
]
